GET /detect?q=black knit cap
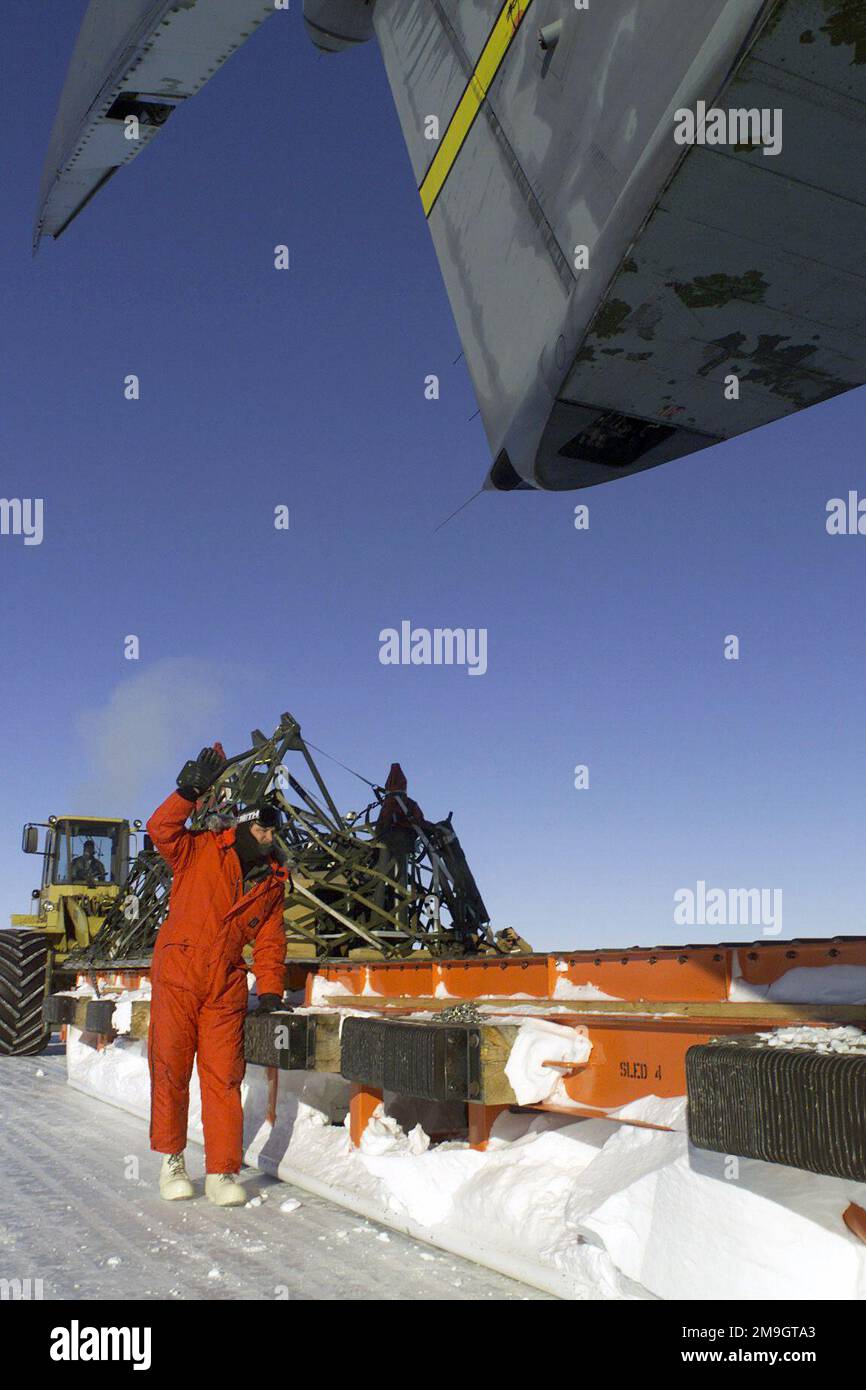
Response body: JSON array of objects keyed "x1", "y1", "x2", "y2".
[{"x1": 235, "y1": 802, "x2": 283, "y2": 830}]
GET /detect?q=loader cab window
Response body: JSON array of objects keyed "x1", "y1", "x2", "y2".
[{"x1": 54, "y1": 822, "x2": 121, "y2": 887}]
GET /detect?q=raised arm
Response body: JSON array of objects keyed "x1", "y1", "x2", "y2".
[
  {"x1": 147, "y1": 745, "x2": 227, "y2": 873},
  {"x1": 146, "y1": 791, "x2": 197, "y2": 874}
]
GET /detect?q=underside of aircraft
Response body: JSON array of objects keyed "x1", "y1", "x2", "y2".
[{"x1": 34, "y1": 0, "x2": 866, "y2": 491}]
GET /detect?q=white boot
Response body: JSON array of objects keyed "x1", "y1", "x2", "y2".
[
  {"x1": 205, "y1": 1173, "x2": 246, "y2": 1207},
  {"x1": 159, "y1": 1152, "x2": 194, "y2": 1201}
]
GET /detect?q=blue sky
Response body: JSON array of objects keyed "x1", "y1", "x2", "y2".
[{"x1": 1, "y1": 1, "x2": 864, "y2": 949}]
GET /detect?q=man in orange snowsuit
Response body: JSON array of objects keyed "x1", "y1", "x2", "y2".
[{"x1": 146, "y1": 746, "x2": 288, "y2": 1207}]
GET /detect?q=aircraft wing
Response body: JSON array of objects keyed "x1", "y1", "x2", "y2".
[{"x1": 33, "y1": 0, "x2": 276, "y2": 253}]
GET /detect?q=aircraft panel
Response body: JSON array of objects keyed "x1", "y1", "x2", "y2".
[{"x1": 547, "y1": 0, "x2": 866, "y2": 487}]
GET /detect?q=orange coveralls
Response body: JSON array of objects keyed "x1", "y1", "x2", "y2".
[{"x1": 146, "y1": 791, "x2": 288, "y2": 1173}]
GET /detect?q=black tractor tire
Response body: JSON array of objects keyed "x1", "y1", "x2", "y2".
[{"x1": 0, "y1": 930, "x2": 52, "y2": 1056}]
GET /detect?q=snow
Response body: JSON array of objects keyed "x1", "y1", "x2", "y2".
[
  {"x1": 504, "y1": 1018, "x2": 592, "y2": 1104},
  {"x1": 359, "y1": 1108, "x2": 430, "y2": 1157},
  {"x1": 57, "y1": 1000, "x2": 866, "y2": 1301},
  {"x1": 552, "y1": 978, "x2": 621, "y2": 1001},
  {"x1": 111, "y1": 986, "x2": 152, "y2": 1034},
  {"x1": 756, "y1": 1024, "x2": 866, "y2": 1054},
  {"x1": 0, "y1": 1050, "x2": 547, "y2": 1301},
  {"x1": 308, "y1": 976, "x2": 356, "y2": 1005},
  {"x1": 478, "y1": 1004, "x2": 577, "y2": 1019},
  {"x1": 572, "y1": 1131, "x2": 866, "y2": 1301},
  {"x1": 729, "y1": 959, "x2": 866, "y2": 1004},
  {"x1": 605, "y1": 1094, "x2": 688, "y2": 1130}
]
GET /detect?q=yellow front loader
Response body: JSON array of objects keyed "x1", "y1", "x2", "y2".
[{"x1": 1, "y1": 815, "x2": 144, "y2": 1054}]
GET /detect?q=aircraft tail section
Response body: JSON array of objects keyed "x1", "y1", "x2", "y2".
[{"x1": 374, "y1": 1, "x2": 866, "y2": 490}]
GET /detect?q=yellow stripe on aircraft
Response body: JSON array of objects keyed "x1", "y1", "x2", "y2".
[{"x1": 419, "y1": 0, "x2": 534, "y2": 218}]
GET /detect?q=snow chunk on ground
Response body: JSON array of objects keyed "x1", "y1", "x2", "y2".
[{"x1": 357, "y1": 1108, "x2": 430, "y2": 1158}]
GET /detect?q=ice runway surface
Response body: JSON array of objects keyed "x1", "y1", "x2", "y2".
[{"x1": 0, "y1": 1048, "x2": 552, "y2": 1302}]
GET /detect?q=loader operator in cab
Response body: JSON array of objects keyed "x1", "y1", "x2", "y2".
[
  {"x1": 146, "y1": 746, "x2": 289, "y2": 1206},
  {"x1": 70, "y1": 838, "x2": 106, "y2": 884}
]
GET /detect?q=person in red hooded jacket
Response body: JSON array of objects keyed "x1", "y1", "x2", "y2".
[
  {"x1": 146, "y1": 746, "x2": 289, "y2": 1207},
  {"x1": 372, "y1": 763, "x2": 425, "y2": 918}
]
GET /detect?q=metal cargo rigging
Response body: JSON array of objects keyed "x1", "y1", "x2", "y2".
[{"x1": 69, "y1": 712, "x2": 525, "y2": 969}]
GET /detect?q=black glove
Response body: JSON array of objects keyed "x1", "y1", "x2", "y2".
[
  {"x1": 177, "y1": 746, "x2": 226, "y2": 801},
  {"x1": 256, "y1": 994, "x2": 283, "y2": 1014}
]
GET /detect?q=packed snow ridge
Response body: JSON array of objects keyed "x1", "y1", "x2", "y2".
[{"x1": 757, "y1": 1025, "x2": 866, "y2": 1054}]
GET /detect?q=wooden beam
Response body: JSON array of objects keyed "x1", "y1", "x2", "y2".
[
  {"x1": 478, "y1": 1024, "x2": 519, "y2": 1104},
  {"x1": 312, "y1": 1013, "x2": 341, "y2": 1072},
  {"x1": 128, "y1": 1000, "x2": 151, "y2": 1040},
  {"x1": 321, "y1": 996, "x2": 866, "y2": 1025}
]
